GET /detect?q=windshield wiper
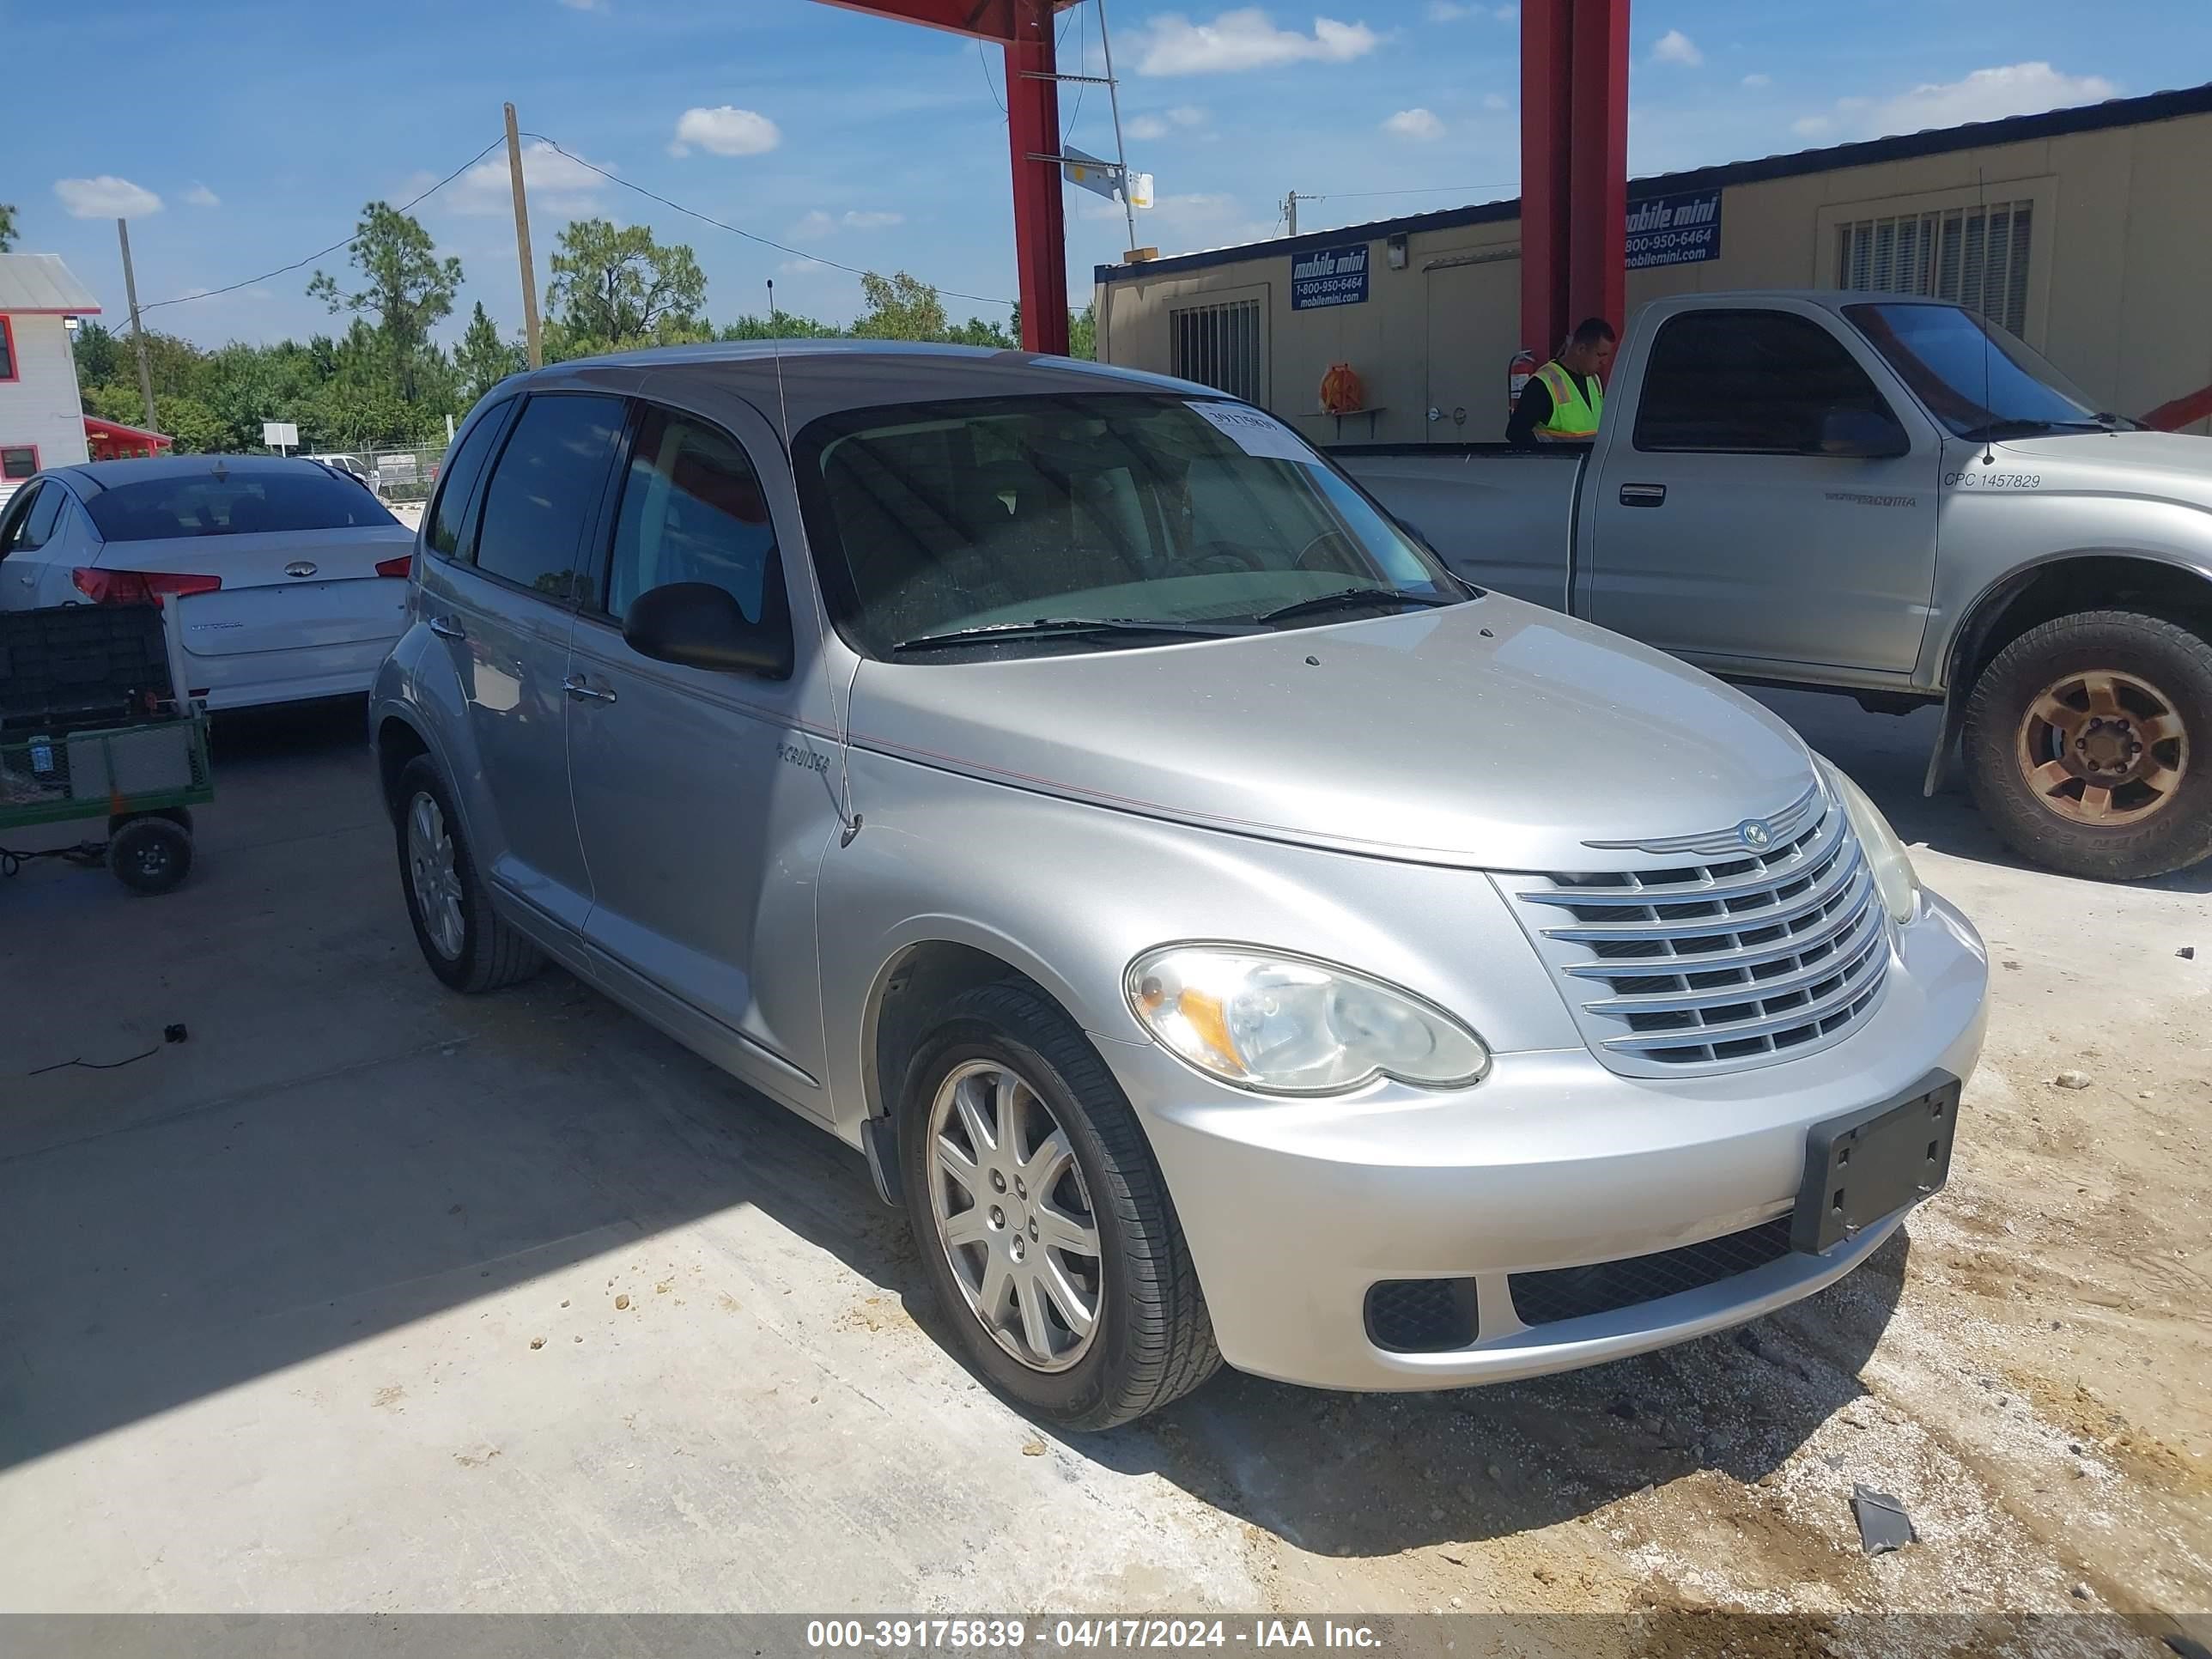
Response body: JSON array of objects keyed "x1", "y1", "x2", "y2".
[
  {"x1": 890, "y1": 617, "x2": 1248, "y2": 653},
  {"x1": 1250, "y1": 586, "x2": 1457, "y2": 627},
  {"x1": 1956, "y1": 416, "x2": 2110, "y2": 441}
]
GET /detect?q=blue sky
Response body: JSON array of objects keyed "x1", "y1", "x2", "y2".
[{"x1": 5, "y1": 1, "x2": 2209, "y2": 348}]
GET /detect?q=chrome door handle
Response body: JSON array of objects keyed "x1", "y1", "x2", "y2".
[
  {"x1": 1619, "y1": 483, "x2": 1668, "y2": 507},
  {"x1": 428, "y1": 616, "x2": 466, "y2": 640},
  {"x1": 562, "y1": 674, "x2": 617, "y2": 704}
]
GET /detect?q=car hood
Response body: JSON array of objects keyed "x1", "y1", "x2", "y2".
[
  {"x1": 1989, "y1": 429, "x2": 2212, "y2": 504},
  {"x1": 848, "y1": 595, "x2": 1820, "y2": 872}
]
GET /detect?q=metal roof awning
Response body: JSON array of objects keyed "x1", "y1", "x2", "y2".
[
  {"x1": 83, "y1": 415, "x2": 174, "y2": 455},
  {"x1": 0, "y1": 252, "x2": 103, "y2": 314}
]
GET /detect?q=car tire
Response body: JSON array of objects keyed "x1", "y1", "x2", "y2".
[
  {"x1": 394, "y1": 755, "x2": 544, "y2": 993},
  {"x1": 897, "y1": 981, "x2": 1221, "y2": 1431},
  {"x1": 1964, "y1": 608, "x2": 2212, "y2": 880},
  {"x1": 108, "y1": 814, "x2": 193, "y2": 895}
]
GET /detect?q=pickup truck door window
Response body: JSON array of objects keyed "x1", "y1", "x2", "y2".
[
  {"x1": 1590, "y1": 308, "x2": 1936, "y2": 676},
  {"x1": 423, "y1": 392, "x2": 623, "y2": 933},
  {"x1": 563, "y1": 399, "x2": 831, "y2": 1111}
]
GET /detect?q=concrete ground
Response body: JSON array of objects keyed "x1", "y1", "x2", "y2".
[{"x1": 0, "y1": 688, "x2": 2205, "y2": 1639}]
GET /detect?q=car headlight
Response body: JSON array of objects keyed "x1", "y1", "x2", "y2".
[
  {"x1": 1818, "y1": 758, "x2": 1921, "y2": 925},
  {"x1": 1125, "y1": 945, "x2": 1490, "y2": 1095}
]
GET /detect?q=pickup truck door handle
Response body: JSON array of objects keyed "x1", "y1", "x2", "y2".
[
  {"x1": 562, "y1": 673, "x2": 617, "y2": 705},
  {"x1": 427, "y1": 616, "x2": 467, "y2": 641},
  {"x1": 1620, "y1": 483, "x2": 1668, "y2": 507}
]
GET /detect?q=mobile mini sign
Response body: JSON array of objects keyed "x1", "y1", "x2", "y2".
[
  {"x1": 1291, "y1": 242, "x2": 1370, "y2": 310},
  {"x1": 1625, "y1": 189, "x2": 1723, "y2": 270}
]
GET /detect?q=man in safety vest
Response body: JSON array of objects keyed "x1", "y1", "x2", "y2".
[{"x1": 1507, "y1": 316, "x2": 1617, "y2": 447}]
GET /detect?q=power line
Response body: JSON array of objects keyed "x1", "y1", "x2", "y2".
[
  {"x1": 977, "y1": 38, "x2": 1006, "y2": 116},
  {"x1": 137, "y1": 136, "x2": 508, "y2": 315},
  {"x1": 523, "y1": 132, "x2": 1017, "y2": 312}
]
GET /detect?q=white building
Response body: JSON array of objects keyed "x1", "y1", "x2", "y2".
[{"x1": 0, "y1": 253, "x2": 103, "y2": 503}]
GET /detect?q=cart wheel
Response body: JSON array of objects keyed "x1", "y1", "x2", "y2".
[
  {"x1": 110, "y1": 805, "x2": 192, "y2": 837},
  {"x1": 110, "y1": 815, "x2": 194, "y2": 895}
]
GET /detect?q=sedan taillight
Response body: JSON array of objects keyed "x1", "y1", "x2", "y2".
[
  {"x1": 374, "y1": 554, "x2": 413, "y2": 579},
  {"x1": 73, "y1": 568, "x2": 222, "y2": 605}
]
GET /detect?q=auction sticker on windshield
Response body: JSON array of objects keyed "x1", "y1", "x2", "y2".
[{"x1": 1188, "y1": 401, "x2": 1316, "y2": 464}]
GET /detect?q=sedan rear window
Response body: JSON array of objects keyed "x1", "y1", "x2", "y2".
[{"x1": 83, "y1": 467, "x2": 398, "y2": 541}]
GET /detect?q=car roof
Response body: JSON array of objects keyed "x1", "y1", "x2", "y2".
[
  {"x1": 513, "y1": 339, "x2": 1226, "y2": 430},
  {"x1": 50, "y1": 453, "x2": 362, "y2": 495}
]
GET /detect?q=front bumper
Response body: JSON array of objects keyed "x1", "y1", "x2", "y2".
[{"x1": 1103, "y1": 890, "x2": 1986, "y2": 1393}]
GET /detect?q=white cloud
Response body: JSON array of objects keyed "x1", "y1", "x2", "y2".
[
  {"x1": 1134, "y1": 9, "x2": 1380, "y2": 76},
  {"x1": 1857, "y1": 62, "x2": 2117, "y2": 137},
  {"x1": 178, "y1": 287, "x2": 212, "y2": 301},
  {"x1": 1383, "y1": 107, "x2": 1446, "y2": 141},
  {"x1": 1492, "y1": 3, "x2": 1517, "y2": 17},
  {"x1": 1425, "y1": 1, "x2": 1468, "y2": 17},
  {"x1": 53, "y1": 175, "x2": 162, "y2": 219},
  {"x1": 1083, "y1": 189, "x2": 1273, "y2": 248},
  {"x1": 1650, "y1": 28, "x2": 1702, "y2": 67},
  {"x1": 1741, "y1": 72, "x2": 1771, "y2": 88},
  {"x1": 557, "y1": 0, "x2": 606, "y2": 10},
  {"x1": 1787, "y1": 63, "x2": 2119, "y2": 149},
  {"x1": 182, "y1": 182, "x2": 221, "y2": 208},
  {"x1": 842, "y1": 209, "x2": 902, "y2": 228},
  {"x1": 1130, "y1": 104, "x2": 1209, "y2": 138},
  {"x1": 449, "y1": 142, "x2": 611, "y2": 216},
  {"x1": 668, "y1": 106, "x2": 781, "y2": 158},
  {"x1": 1482, "y1": 91, "x2": 1510, "y2": 112},
  {"x1": 790, "y1": 210, "x2": 837, "y2": 241},
  {"x1": 777, "y1": 258, "x2": 824, "y2": 276}
]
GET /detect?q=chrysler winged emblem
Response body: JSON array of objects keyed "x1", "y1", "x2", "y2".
[{"x1": 1739, "y1": 818, "x2": 1773, "y2": 851}]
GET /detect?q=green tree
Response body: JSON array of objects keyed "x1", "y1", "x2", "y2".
[
  {"x1": 546, "y1": 219, "x2": 708, "y2": 353},
  {"x1": 1068, "y1": 303, "x2": 1097, "y2": 362},
  {"x1": 850, "y1": 270, "x2": 948, "y2": 342},
  {"x1": 454, "y1": 301, "x2": 526, "y2": 403},
  {"x1": 0, "y1": 203, "x2": 17, "y2": 252},
  {"x1": 307, "y1": 202, "x2": 462, "y2": 400},
  {"x1": 719, "y1": 308, "x2": 844, "y2": 341}
]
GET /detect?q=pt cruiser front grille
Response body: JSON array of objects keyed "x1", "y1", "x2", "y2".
[{"x1": 1499, "y1": 784, "x2": 1892, "y2": 1075}]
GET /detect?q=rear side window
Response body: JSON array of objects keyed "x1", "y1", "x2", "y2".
[
  {"x1": 472, "y1": 394, "x2": 625, "y2": 605},
  {"x1": 1, "y1": 483, "x2": 46, "y2": 553},
  {"x1": 82, "y1": 467, "x2": 398, "y2": 540},
  {"x1": 1634, "y1": 310, "x2": 1895, "y2": 454},
  {"x1": 424, "y1": 402, "x2": 512, "y2": 561},
  {"x1": 603, "y1": 405, "x2": 777, "y2": 623},
  {"x1": 18, "y1": 484, "x2": 65, "y2": 550}
]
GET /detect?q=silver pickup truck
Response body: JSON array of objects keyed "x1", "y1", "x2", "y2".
[{"x1": 1338, "y1": 291, "x2": 2212, "y2": 880}]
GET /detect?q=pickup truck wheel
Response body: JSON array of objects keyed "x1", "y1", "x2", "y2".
[
  {"x1": 1964, "y1": 610, "x2": 2212, "y2": 879},
  {"x1": 395, "y1": 756, "x2": 546, "y2": 993},
  {"x1": 897, "y1": 981, "x2": 1221, "y2": 1431}
]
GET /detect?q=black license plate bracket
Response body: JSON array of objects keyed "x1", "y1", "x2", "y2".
[{"x1": 1792, "y1": 1076, "x2": 1960, "y2": 1255}]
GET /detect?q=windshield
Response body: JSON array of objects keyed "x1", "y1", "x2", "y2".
[
  {"x1": 1844, "y1": 302, "x2": 2111, "y2": 439},
  {"x1": 794, "y1": 393, "x2": 1462, "y2": 659},
  {"x1": 83, "y1": 466, "x2": 397, "y2": 541}
]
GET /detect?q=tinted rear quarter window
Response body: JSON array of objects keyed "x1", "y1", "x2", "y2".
[
  {"x1": 1634, "y1": 310, "x2": 1894, "y2": 453},
  {"x1": 424, "y1": 402, "x2": 513, "y2": 561},
  {"x1": 83, "y1": 467, "x2": 398, "y2": 541},
  {"x1": 472, "y1": 394, "x2": 625, "y2": 605}
]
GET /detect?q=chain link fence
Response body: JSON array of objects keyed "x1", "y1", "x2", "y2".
[{"x1": 303, "y1": 444, "x2": 448, "y2": 505}]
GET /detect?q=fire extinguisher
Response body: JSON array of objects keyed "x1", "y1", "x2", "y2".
[{"x1": 1508, "y1": 348, "x2": 1539, "y2": 416}]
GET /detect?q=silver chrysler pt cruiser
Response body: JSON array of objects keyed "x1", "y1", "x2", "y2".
[{"x1": 370, "y1": 342, "x2": 1988, "y2": 1429}]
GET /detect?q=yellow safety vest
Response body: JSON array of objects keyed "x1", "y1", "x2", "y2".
[{"x1": 1532, "y1": 361, "x2": 1602, "y2": 441}]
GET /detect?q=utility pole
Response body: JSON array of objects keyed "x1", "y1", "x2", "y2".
[
  {"x1": 1282, "y1": 190, "x2": 1307, "y2": 238},
  {"x1": 1093, "y1": 0, "x2": 1139, "y2": 258},
  {"x1": 116, "y1": 218, "x2": 157, "y2": 431},
  {"x1": 504, "y1": 102, "x2": 544, "y2": 370}
]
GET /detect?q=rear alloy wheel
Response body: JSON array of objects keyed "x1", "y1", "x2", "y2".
[
  {"x1": 1965, "y1": 610, "x2": 2212, "y2": 879},
  {"x1": 897, "y1": 981, "x2": 1220, "y2": 1430},
  {"x1": 393, "y1": 755, "x2": 545, "y2": 993}
]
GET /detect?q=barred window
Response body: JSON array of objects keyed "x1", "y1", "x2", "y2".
[
  {"x1": 1836, "y1": 201, "x2": 2033, "y2": 336},
  {"x1": 1170, "y1": 299, "x2": 1264, "y2": 404}
]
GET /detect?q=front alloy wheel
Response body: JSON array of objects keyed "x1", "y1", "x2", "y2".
[
  {"x1": 896, "y1": 981, "x2": 1220, "y2": 1430},
  {"x1": 927, "y1": 1060, "x2": 1103, "y2": 1373}
]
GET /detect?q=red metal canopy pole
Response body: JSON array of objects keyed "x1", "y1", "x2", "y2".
[
  {"x1": 1519, "y1": 0, "x2": 1628, "y2": 365},
  {"x1": 807, "y1": 0, "x2": 1073, "y2": 356},
  {"x1": 1006, "y1": 0, "x2": 1071, "y2": 354}
]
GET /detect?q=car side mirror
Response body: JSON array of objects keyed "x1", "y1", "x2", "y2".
[
  {"x1": 623, "y1": 581, "x2": 793, "y2": 678},
  {"x1": 1816, "y1": 409, "x2": 1911, "y2": 459}
]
